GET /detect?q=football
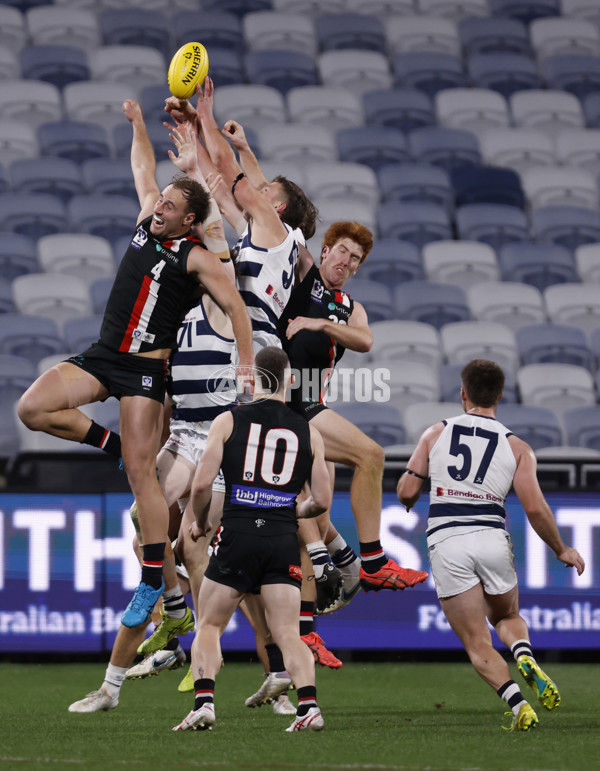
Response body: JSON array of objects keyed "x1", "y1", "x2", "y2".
[{"x1": 168, "y1": 42, "x2": 209, "y2": 100}]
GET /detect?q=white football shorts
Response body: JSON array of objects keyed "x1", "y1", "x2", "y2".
[
  {"x1": 163, "y1": 418, "x2": 225, "y2": 493},
  {"x1": 428, "y1": 528, "x2": 518, "y2": 599}
]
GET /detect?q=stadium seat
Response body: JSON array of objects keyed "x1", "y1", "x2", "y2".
[
  {"x1": 287, "y1": 86, "x2": 363, "y2": 131},
  {"x1": 332, "y1": 403, "x2": 405, "y2": 447},
  {"x1": 90, "y1": 276, "x2": 114, "y2": 315},
  {"x1": 0, "y1": 48, "x2": 19, "y2": 81},
  {"x1": 575, "y1": 243, "x2": 600, "y2": 283},
  {"x1": 63, "y1": 314, "x2": 103, "y2": 353},
  {"x1": 336, "y1": 126, "x2": 408, "y2": 171},
  {"x1": 0, "y1": 313, "x2": 65, "y2": 364},
  {"x1": 522, "y1": 166, "x2": 599, "y2": 210},
  {"x1": 394, "y1": 281, "x2": 469, "y2": 329},
  {"x1": 459, "y1": 16, "x2": 531, "y2": 57},
  {"x1": 0, "y1": 193, "x2": 67, "y2": 239},
  {"x1": 499, "y1": 242, "x2": 578, "y2": 290},
  {"x1": 0, "y1": 6, "x2": 27, "y2": 54},
  {"x1": 0, "y1": 278, "x2": 15, "y2": 314},
  {"x1": 203, "y1": 50, "x2": 245, "y2": 88},
  {"x1": 68, "y1": 195, "x2": 139, "y2": 246},
  {"x1": 403, "y1": 401, "x2": 463, "y2": 443},
  {"x1": 592, "y1": 326, "x2": 600, "y2": 367},
  {"x1": 245, "y1": 50, "x2": 318, "y2": 95},
  {"x1": 392, "y1": 52, "x2": 467, "y2": 96},
  {"x1": 479, "y1": 128, "x2": 555, "y2": 172},
  {"x1": 489, "y1": 0, "x2": 561, "y2": 25},
  {"x1": 37, "y1": 233, "x2": 115, "y2": 285},
  {"x1": 357, "y1": 240, "x2": 424, "y2": 287},
  {"x1": 377, "y1": 164, "x2": 452, "y2": 210},
  {"x1": 435, "y1": 88, "x2": 510, "y2": 136},
  {"x1": 244, "y1": 11, "x2": 317, "y2": 55},
  {"x1": 510, "y1": 89, "x2": 585, "y2": 135},
  {"x1": 468, "y1": 53, "x2": 542, "y2": 98},
  {"x1": 64, "y1": 82, "x2": 137, "y2": 134},
  {"x1": 0, "y1": 354, "x2": 36, "y2": 403},
  {"x1": 89, "y1": 46, "x2": 166, "y2": 91},
  {"x1": 26, "y1": 6, "x2": 100, "y2": 49},
  {"x1": 417, "y1": 0, "x2": 490, "y2": 19},
  {"x1": 451, "y1": 165, "x2": 525, "y2": 209},
  {"x1": 545, "y1": 283, "x2": 600, "y2": 334},
  {"x1": 441, "y1": 320, "x2": 519, "y2": 374},
  {"x1": 340, "y1": 278, "x2": 394, "y2": 323},
  {"x1": 98, "y1": 8, "x2": 171, "y2": 57},
  {"x1": 377, "y1": 201, "x2": 451, "y2": 247},
  {"x1": 467, "y1": 281, "x2": 546, "y2": 331},
  {"x1": 369, "y1": 319, "x2": 443, "y2": 368},
  {"x1": 0, "y1": 121, "x2": 37, "y2": 167},
  {"x1": 173, "y1": 11, "x2": 243, "y2": 52},
  {"x1": 495, "y1": 403, "x2": 563, "y2": 450},
  {"x1": 456, "y1": 203, "x2": 529, "y2": 250},
  {"x1": 13, "y1": 273, "x2": 91, "y2": 330},
  {"x1": 259, "y1": 124, "x2": 336, "y2": 164},
  {"x1": 516, "y1": 322, "x2": 593, "y2": 369},
  {"x1": 38, "y1": 121, "x2": 110, "y2": 164},
  {"x1": 213, "y1": 85, "x2": 286, "y2": 132},
  {"x1": 0, "y1": 81, "x2": 62, "y2": 131},
  {"x1": 531, "y1": 205, "x2": 600, "y2": 250},
  {"x1": 9, "y1": 157, "x2": 83, "y2": 202},
  {"x1": 304, "y1": 162, "x2": 379, "y2": 207},
  {"x1": 517, "y1": 362, "x2": 596, "y2": 416},
  {"x1": 439, "y1": 362, "x2": 517, "y2": 403},
  {"x1": 554, "y1": 128, "x2": 600, "y2": 175},
  {"x1": 363, "y1": 88, "x2": 434, "y2": 133},
  {"x1": 540, "y1": 55, "x2": 600, "y2": 100},
  {"x1": 0, "y1": 232, "x2": 38, "y2": 281},
  {"x1": 272, "y1": 0, "x2": 345, "y2": 13},
  {"x1": 207, "y1": 0, "x2": 272, "y2": 10},
  {"x1": 386, "y1": 15, "x2": 461, "y2": 56},
  {"x1": 113, "y1": 122, "x2": 173, "y2": 161},
  {"x1": 316, "y1": 199, "x2": 376, "y2": 240},
  {"x1": 384, "y1": 360, "x2": 441, "y2": 414},
  {"x1": 423, "y1": 240, "x2": 500, "y2": 289},
  {"x1": 315, "y1": 12, "x2": 385, "y2": 52},
  {"x1": 563, "y1": 405, "x2": 600, "y2": 452},
  {"x1": 99, "y1": 0, "x2": 173, "y2": 9},
  {"x1": 19, "y1": 44, "x2": 89, "y2": 89},
  {"x1": 561, "y1": 0, "x2": 600, "y2": 25},
  {"x1": 530, "y1": 17, "x2": 600, "y2": 59},
  {"x1": 344, "y1": 0, "x2": 414, "y2": 14},
  {"x1": 139, "y1": 84, "x2": 172, "y2": 124},
  {"x1": 318, "y1": 50, "x2": 393, "y2": 95},
  {"x1": 408, "y1": 126, "x2": 481, "y2": 171},
  {"x1": 81, "y1": 159, "x2": 136, "y2": 200},
  {"x1": 255, "y1": 160, "x2": 306, "y2": 188}
]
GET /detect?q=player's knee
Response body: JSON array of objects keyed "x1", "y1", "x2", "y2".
[
  {"x1": 17, "y1": 392, "x2": 45, "y2": 431},
  {"x1": 356, "y1": 437, "x2": 385, "y2": 471}
]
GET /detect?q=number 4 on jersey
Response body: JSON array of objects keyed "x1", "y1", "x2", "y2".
[{"x1": 151, "y1": 260, "x2": 166, "y2": 281}]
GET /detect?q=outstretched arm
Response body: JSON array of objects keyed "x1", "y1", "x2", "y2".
[
  {"x1": 222, "y1": 119, "x2": 269, "y2": 190},
  {"x1": 285, "y1": 300, "x2": 373, "y2": 353},
  {"x1": 123, "y1": 100, "x2": 159, "y2": 222},
  {"x1": 190, "y1": 412, "x2": 233, "y2": 537}
]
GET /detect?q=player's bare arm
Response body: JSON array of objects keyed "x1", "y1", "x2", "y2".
[
  {"x1": 223, "y1": 119, "x2": 269, "y2": 190},
  {"x1": 123, "y1": 99, "x2": 160, "y2": 220},
  {"x1": 397, "y1": 423, "x2": 444, "y2": 510},
  {"x1": 509, "y1": 436, "x2": 585, "y2": 575},
  {"x1": 296, "y1": 426, "x2": 331, "y2": 519},
  {"x1": 190, "y1": 411, "x2": 233, "y2": 538},
  {"x1": 286, "y1": 300, "x2": 373, "y2": 353}
]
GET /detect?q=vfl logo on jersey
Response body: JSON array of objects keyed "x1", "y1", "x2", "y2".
[
  {"x1": 310, "y1": 278, "x2": 324, "y2": 304},
  {"x1": 142, "y1": 375, "x2": 153, "y2": 389},
  {"x1": 133, "y1": 329, "x2": 156, "y2": 344},
  {"x1": 255, "y1": 518, "x2": 266, "y2": 528},
  {"x1": 131, "y1": 226, "x2": 148, "y2": 250}
]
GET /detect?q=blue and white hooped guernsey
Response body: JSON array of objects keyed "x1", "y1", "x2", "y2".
[
  {"x1": 427, "y1": 413, "x2": 517, "y2": 547},
  {"x1": 170, "y1": 297, "x2": 236, "y2": 423},
  {"x1": 235, "y1": 222, "x2": 303, "y2": 346}
]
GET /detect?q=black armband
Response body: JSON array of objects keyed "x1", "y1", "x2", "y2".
[
  {"x1": 406, "y1": 468, "x2": 427, "y2": 480},
  {"x1": 231, "y1": 172, "x2": 245, "y2": 196}
]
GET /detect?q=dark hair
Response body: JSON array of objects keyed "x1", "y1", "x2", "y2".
[
  {"x1": 460, "y1": 359, "x2": 505, "y2": 408},
  {"x1": 273, "y1": 175, "x2": 319, "y2": 240},
  {"x1": 254, "y1": 346, "x2": 289, "y2": 393},
  {"x1": 321, "y1": 221, "x2": 374, "y2": 263},
  {"x1": 171, "y1": 175, "x2": 211, "y2": 225}
]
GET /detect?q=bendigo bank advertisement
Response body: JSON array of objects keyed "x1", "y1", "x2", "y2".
[{"x1": 0, "y1": 492, "x2": 599, "y2": 652}]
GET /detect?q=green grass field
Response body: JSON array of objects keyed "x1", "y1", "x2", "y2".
[{"x1": 1, "y1": 660, "x2": 598, "y2": 771}]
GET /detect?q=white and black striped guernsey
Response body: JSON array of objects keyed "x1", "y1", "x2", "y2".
[
  {"x1": 427, "y1": 413, "x2": 517, "y2": 547},
  {"x1": 169, "y1": 297, "x2": 236, "y2": 423},
  {"x1": 235, "y1": 222, "x2": 302, "y2": 345}
]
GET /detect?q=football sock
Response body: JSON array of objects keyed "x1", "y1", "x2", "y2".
[
  {"x1": 299, "y1": 600, "x2": 314, "y2": 637},
  {"x1": 194, "y1": 678, "x2": 215, "y2": 710},
  {"x1": 359, "y1": 540, "x2": 387, "y2": 572},
  {"x1": 82, "y1": 420, "x2": 121, "y2": 458},
  {"x1": 497, "y1": 680, "x2": 528, "y2": 716},
  {"x1": 103, "y1": 663, "x2": 128, "y2": 699},
  {"x1": 162, "y1": 585, "x2": 187, "y2": 620},
  {"x1": 306, "y1": 540, "x2": 331, "y2": 580},
  {"x1": 141, "y1": 543, "x2": 165, "y2": 589},
  {"x1": 511, "y1": 639, "x2": 534, "y2": 662},
  {"x1": 296, "y1": 685, "x2": 318, "y2": 717},
  {"x1": 165, "y1": 638, "x2": 180, "y2": 652},
  {"x1": 265, "y1": 643, "x2": 286, "y2": 674}
]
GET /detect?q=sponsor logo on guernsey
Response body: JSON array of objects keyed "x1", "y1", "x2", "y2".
[
  {"x1": 265, "y1": 284, "x2": 285, "y2": 310},
  {"x1": 154, "y1": 242, "x2": 180, "y2": 264},
  {"x1": 142, "y1": 375, "x2": 153, "y2": 389},
  {"x1": 231, "y1": 485, "x2": 296, "y2": 509},
  {"x1": 310, "y1": 279, "x2": 324, "y2": 303},
  {"x1": 437, "y1": 486, "x2": 503, "y2": 503},
  {"x1": 289, "y1": 564, "x2": 302, "y2": 581},
  {"x1": 132, "y1": 226, "x2": 148, "y2": 250}
]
